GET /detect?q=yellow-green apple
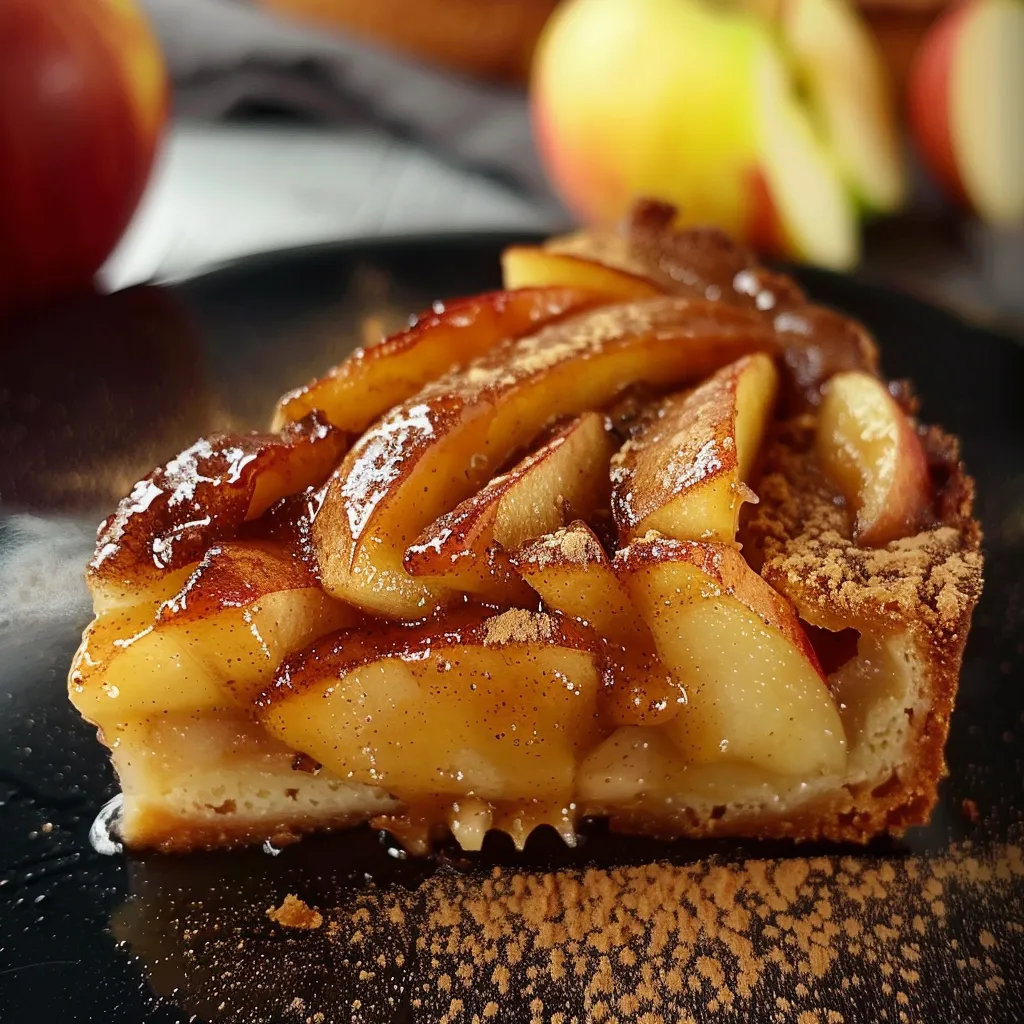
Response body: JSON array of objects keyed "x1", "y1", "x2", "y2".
[
  {"x1": 313, "y1": 296, "x2": 776, "y2": 618},
  {"x1": 610, "y1": 352, "x2": 778, "y2": 543},
  {"x1": 779, "y1": 0, "x2": 906, "y2": 213},
  {"x1": 255, "y1": 607, "x2": 603, "y2": 804},
  {"x1": 510, "y1": 521, "x2": 683, "y2": 725},
  {"x1": 404, "y1": 412, "x2": 614, "y2": 598},
  {"x1": 816, "y1": 371, "x2": 931, "y2": 546},
  {"x1": 531, "y1": 0, "x2": 858, "y2": 267},
  {"x1": 908, "y1": 0, "x2": 1024, "y2": 225},
  {"x1": 616, "y1": 535, "x2": 848, "y2": 776},
  {"x1": 272, "y1": 287, "x2": 603, "y2": 432}
]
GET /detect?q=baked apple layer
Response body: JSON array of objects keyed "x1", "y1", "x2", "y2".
[{"x1": 68, "y1": 201, "x2": 982, "y2": 853}]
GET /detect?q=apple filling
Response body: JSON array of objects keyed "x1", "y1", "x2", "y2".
[{"x1": 68, "y1": 202, "x2": 982, "y2": 852}]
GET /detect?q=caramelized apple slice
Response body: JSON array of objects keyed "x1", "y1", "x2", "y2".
[
  {"x1": 505, "y1": 202, "x2": 807, "y2": 312},
  {"x1": 314, "y1": 298, "x2": 776, "y2": 617},
  {"x1": 71, "y1": 541, "x2": 355, "y2": 723},
  {"x1": 404, "y1": 413, "x2": 614, "y2": 595},
  {"x1": 816, "y1": 371, "x2": 931, "y2": 546},
  {"x1": 511, "y1": 522, "x2": 631, "y2": 640},
  {"x1": 502, "y1": 244, "x2": 661, "y2": 300},
  {"x1": 773, "y1": 306, "x2": 879, "y2": 410},
  {"x1": 272, "y1": 288, "x2": 601, "y2": 432},
  {"x1": 616, "y1": 536, "x2": 847, "y2": 777},
  {"x1": 510, "y1": 522, "x2": 682, "y2": 726},
  {"x1": 507, "y1": 205, "x2": 878, "y2": 411},
  {"x1": 611, "y1": 353, "x2": 778, "y2": 544},
  {"x1": 255, "y1": 608, "x2": 602, "y2": 804},
  {"x1": 89, "y1": 414, "x2": 346, "y2": 610}
]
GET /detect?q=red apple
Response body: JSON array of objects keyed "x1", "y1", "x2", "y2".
[
  {"x1": 0, "y1": 0, "x2": 168, "y2": 314},
  {"x1": 908, "y1": 0, "x2": 1024, "y2": 224}
]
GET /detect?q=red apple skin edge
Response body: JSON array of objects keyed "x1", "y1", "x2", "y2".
[
  {"x1": 0, "y1": 1, "x2": 168, "y2": 315},
  {"x1": 746, "y1": 167, "x2": 788, "y2": 261},
  {"x1": 907, "y1": 2, "x2": 970, "y2": 206}
]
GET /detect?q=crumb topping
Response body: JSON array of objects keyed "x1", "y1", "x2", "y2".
[
  {"x1": 517, "y1": 523, "x2": 604, "y2": 568},
  {"x1": 266, "y1": 894, "x2": 323, "y2": 931},
  {"x1": 749, "y1": 420, "x2": 983, "y2": 637},
  {"x1": 483, "y1": 609, "x2": 554, "y2": 646}
]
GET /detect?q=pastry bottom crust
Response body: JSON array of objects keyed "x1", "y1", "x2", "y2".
[{"x1": 109, "y1": 712, "x2": 397, "y2": 854}]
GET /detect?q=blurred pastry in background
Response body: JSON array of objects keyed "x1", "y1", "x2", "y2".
[{"x1": 259, "y1": 0, "x2": 559, "y2": 82}]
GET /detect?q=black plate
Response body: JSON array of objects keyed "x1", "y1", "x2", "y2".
[{"x1": 2, "y1": 236, "x2": 1023, "y2": 1024}]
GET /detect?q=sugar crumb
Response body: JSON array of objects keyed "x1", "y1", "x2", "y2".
[
  {"x1": 266, "y1": 894, "x2": 323, "y2": 930},
  {"x1": 483, "y1": 609, "x2": 554, "y2": 646}
]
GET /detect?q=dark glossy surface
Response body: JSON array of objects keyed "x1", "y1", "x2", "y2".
[{"x1": 1, "y1": 236, "x2": 1022, "y2": 1024}]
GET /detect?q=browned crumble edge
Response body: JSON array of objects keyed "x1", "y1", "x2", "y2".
[{"x1": 691, "y1": 416, "x2": 985, "y2": 846}]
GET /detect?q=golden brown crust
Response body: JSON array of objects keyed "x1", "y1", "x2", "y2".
[{"x1": 121, "y1": 802, "x2": 374, "y2": 854}]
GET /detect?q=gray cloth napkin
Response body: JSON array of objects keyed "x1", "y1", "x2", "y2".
[{"x1": 141, "y1": 0, "x2": 564, "y2": 214}]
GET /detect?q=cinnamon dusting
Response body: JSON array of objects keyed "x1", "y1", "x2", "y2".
[{"x1": 147, "y1": 842, "x2": 1024, "y2": 1023}]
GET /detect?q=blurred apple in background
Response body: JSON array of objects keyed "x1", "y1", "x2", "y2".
[
  {"x1": 0, "y1": 0, "x2": 168, "y2": 316},
  {"x1": 780, "y1": 0, "x2": 906, "y2": 214},
  {"x1": 908, "y1": 0, "x2": 1024, "y2": 226},
  {"x1": 531, "y1": 0, "x2": 906, "y2": 269}
]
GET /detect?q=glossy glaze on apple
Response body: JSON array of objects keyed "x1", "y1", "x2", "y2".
[
  {"x1": 68, "y1": 202, "x2": 982, "y2": 853},
  {"x1": 88, "y1": 413, "x2": 345, "y2": 600}
]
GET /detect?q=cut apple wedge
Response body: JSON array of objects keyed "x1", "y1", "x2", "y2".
[
  {"x1": 908, "y1": 0, "x2": 1024, "y2": 225},
  {"x1": 611, "y1": 353, "x2": 779, "y2": 544},
  {"x1": 511, "y1": 521, "x2": 683, "y2": 726},
  {"x1": 511, "y1": 521, "x2": 634, "y2": 643},
  {"x1": 89, "y1": 413, "x2": 347, "y2": 610},
  {"x1": 781, "y1": 0, "x2": 905, "y2": 213},
  {"x1": 816, "y1": 371, "x2": 932, "y2": 546},
  {"x1": 272, "y1": 287, "x2": 603, "y2": 432},
  {"x1": 255, "y1": 608, "x2": 603, "y2": 803},
  {"x1": 314, "y1": 297, "x2": 777, "y2": 617},
  {"x1": 616, "y1": 535, "x2": 847, "y2": 776},
  {"x1": 404, "y1": 413, "x2": 614, "y2": 595},
  {"x1": 753, "y1": 50, "x2": 858, "y2": 269},
  {"x1": 71, "y1": 541, "x2": 356, "y2": 723}
]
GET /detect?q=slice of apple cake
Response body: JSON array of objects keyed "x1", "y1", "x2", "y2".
[{"x1": 69, "y1": 201, "x2": 982, "y2": 853}]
